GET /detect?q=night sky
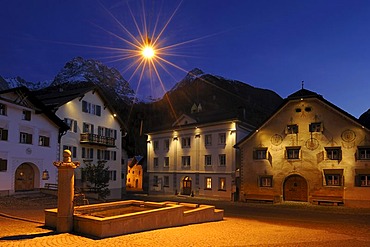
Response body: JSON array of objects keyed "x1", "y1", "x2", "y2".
[{"x1": 1, "y1": 0, "x2": 369, "y2": 117}]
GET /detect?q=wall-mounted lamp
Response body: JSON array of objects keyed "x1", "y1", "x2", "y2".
[
  {"x1": 42, "y1": 169, "x2": 50, "y2": 180},
  {"x1": 195, "y1": 134, "x2": 200, "y2": 138},
  {"x1": 230, "y1": 129, "x2": 236, "y2": 135},
  {"x1": 173, "y1": 136, "x2": 178, "y2": 141},
  {"x1": 146, "y1": 140, "x2": 151, "y2": 144}
]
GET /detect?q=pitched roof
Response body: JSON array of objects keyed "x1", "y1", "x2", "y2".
[{"x1": 0, "y1": 86, "x2": 69, "y2": 132}]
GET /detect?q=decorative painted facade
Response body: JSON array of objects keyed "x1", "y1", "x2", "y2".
[
  {"x1": 0, "y1": 87, "x2": 68, "y2": 196},
  {"x1": 147, "y1": 113, "x2": 253, "y2": 200},
  {"x1": 36, "y1": 85, "x2": 126, "y2": 199},
  {"x1": 236, "y1": 89, "x2": 370, "y2": 207},
  {"x1": 126, "y1": 156, "x2": 144, "y2": 191}
]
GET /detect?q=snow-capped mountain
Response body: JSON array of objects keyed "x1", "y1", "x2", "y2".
[
  {"x1": 52, "y1": 57, "x2": 135, "y2": 103},
  {"x1": 0, "y1": 75, "x2": 50, "y2": 91}
]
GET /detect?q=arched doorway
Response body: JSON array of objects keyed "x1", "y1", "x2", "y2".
[
  {"x1": 283, "y1": 175, "x2": 308, "y2": 202},
  {"x1": 15, "y1": 163, "x2": 35, "y2": 191},
  {"x1": 181, "y1": 176, "x2": 192, "y2": 195}
]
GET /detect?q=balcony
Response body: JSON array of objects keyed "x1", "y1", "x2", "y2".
[{"x1": 80, "y1": 133, "x2": 115, "y2": 147}]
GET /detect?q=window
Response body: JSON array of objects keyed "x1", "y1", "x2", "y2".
[
  {"x1": 164, "y1": 157, "x2": 169, "y2": 167},
  {"x1": 358, "y1": 147, "x2": 370, "y2": 160},
  {"x1": 182, "y1": 156, "x2": 191, "y2": 167},
  {"x1": 260, "y1": 176, "x2": 272, "y2": 187},
  {"x1": 153, "y1": 157, "x2": 159, "y2": 167},
  {"x1": 38, "y1": 136, "x2": 50, "y2": 147},
  {"x1": 82, "y1": 100, "x2": 101, "y2": 116},
  {"x1": 218, "y1": 133, "x2": 226, "y2": 145},
  {"x1": 205, "y1": 177, "x2": 212, "y2": 189},
  {"x1": 205, "y1": 155, "x2": 212, "y2": 166},
  {"x1": 358, "y1": 175, "x2": 370, "y2": 187},
  {"x1": 181, "y1": 137, "x2": 191, "y2": 148},
  {"x1": 325, "y1": 174, "x2": 341, "y2": 186},
  {"x1": 0, "y1": 159, "x2": 7, "y2": 171},
  {"x1": 219, "y1": 177, "x2": 226, "y2": 190},
  {"x1": 286, "y1": 124, "x2": 298, "y2": 134},
  {"x1": 325, "y1": 147, "x2": 341, "y2": 160},
  {"x1": 63, "y1": 145, "x2": 77, "y2": 158},
  {"x1": 0, "y1": 103, "x2": 7, "y2": 115},
  {"x1": 205, "y1": 134, "x2": 212, "y2": 146},
  {"x1": 164, "y1": 176, "x2": 169, "y2": 187},
  {"x1": 0, "y1": 128, "x2": 8, "y2": 141},
  {"x1": 219, "y1": 154, "x2": 226, "y2": 166},
  {"x1": 109, "y1": 170, "x2": 117, "y2": 181},
  {"x1": 309, "y1": 122, "x2": 323, "y2": 132},
  {"x1": 83, "y1": 122, "x2": 94, "y2": 133},
  {"x1": 98, "y1": 127, "x2": 117, "y2": 139},
  {"x1": 253, "y1": 148, "x2": 267, "y2": 160},
  {"x1": 20, "y1": 132, "x2": 32, "y2": 144},
  {"x1": 153, "y1": 140, "x2": 159, "y2": 150},
  {"x1": 286, "y1": 147, "x2": 300, "y2": 159},
  {"x1": 164, "y1": 139, "x2": 170, "y2": 150},
  {"x1": 64, "y1": 118, "x2": 78, "y2": 133},
  {"x1": 153, "y1": 176, "x2": 158, "y2": 187},
  {"x1": 22, "y1": 110, "x2": 31, "y2": 121},
  {"x1": 82, "y1": 147, "x2": 94, "y2": 159}
]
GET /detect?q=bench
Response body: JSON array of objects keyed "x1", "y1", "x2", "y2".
[
  {"x1": 245, "y1": 194, "x2": 275, "y2": 203},
  {"x1": 44, "y1": 183, "x2": 58, "y2": 190},
  {"x1": 312, "y1": 196, "x2": 343, "y2": 206}
]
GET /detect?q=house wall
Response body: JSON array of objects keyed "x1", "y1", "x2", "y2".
[
  {"x1": 0, "y1": 95, "x2": 60, "y2": 195},
  {"x1": 56, "y1": 91, "x2": 123, "y2": 199},
  {"x1": 147, "y1": 121, "x2": 251, "y2": 200},
  {"x1": 239, "y1": 97, "x2": 370, "y2": 207}
]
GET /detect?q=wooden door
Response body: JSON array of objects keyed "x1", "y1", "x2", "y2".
[
  {"x1": 182, "y1": 176, "x2": 192, "y2": 195},
  {"x1": 15, "y1": 163, "x2": 34, "y2": 191},
  {"x1": 284, "y1": 175, "x2": 308, "y2": 202}
]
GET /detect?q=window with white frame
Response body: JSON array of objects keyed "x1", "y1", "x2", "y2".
[
  {"x1": 253, "y1": 148, "x2": 267, "y2": 160},
  {"x1": 325, "y1": 174, "x2": 341, "y2": 186},
  {"x1": 325, "y1": 147, "x2": 341, "y2": 160},
  {"x1": 64, "y1": 118, "x2": 78, "y2": 133},
  {"x1": 309, "y1": 122, "x2": 323, "y2": 132},
  {"x1": 0, "y1": 103, "x2": 7, "y2": 115},
  {"x1": 259, "y1": 176, "x2": 272, "y2": 187},
  {"x1": 182, "y1": 156, "x2": 191, "y2": 167},
  {"x1": 164, "y1": 157, "x2": 169, "y2": 167},
  {"x1": 358, "y1": 147, "x2": 370, "y2": 160},
  {"x1": 219, "y1": 177, "x2": 226, "y2": 190},
  {"x1": 38, "y1": 135, "x2": 50, "y2": 147},
  {"x1": 82, "y1": 147, "x2": 94, "y2": 159},
  {"x1": 109, "y1": 170, "x2": 117, "y2": 181},
  {"x1": 219, "y1": 154, "x2": 226, "y2": 166},
  {"x1": 286, "y1": 124, "x2": 298, "y2": 134},
  {"x1": 0, "y1": 128, "x2": 8, "y2": 141},
  {"x1": 20, "y1": 132, "x2": 32, "y2": 144},
  {"x1": 153, "y1": 157, "x2": 159, "y2": 167},
  {"x1": 205, "y1": 177, "x2": 212, "y2": 189},
  {"x1": 205, "y1": 134, "x2": 212, "y2": 146},
  {"x1": 83, "y1": 122, "x2": 94, "y2": 134},
  {"x1": 22, "y1": 110, "x2": 31, "y2": 121},
  {"x1": 205, "y1": 155, "x2": 212, "y2": 166},
  {"x1": 286, "y1": 147, "x2": 300, "y2": 160},
  {"x1": 218, "y1": 133, "x2": 226, "y2": 145},
  {"x1": 359, "y1": 175, "x2": 370, "y2": 187},
  {"x1": 163, "y1": 176, "x2": 169, "y2": 187},
  {"x1": 82, "y1": 100, "x2": 101, "y2": 116},
  {"x1": 181, "y1": 137, "x2": 191, "y2": 148},
  {"x1": 98, "y1": 126, "x2": 117, "y2": 139}
]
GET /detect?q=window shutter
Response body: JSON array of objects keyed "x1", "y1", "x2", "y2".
[
  {"x1": 73, "y1": 121, "x2": 77, "y2": 133},
  {"x1": 91, "y1": 124, "x2": 94, "y2": 134},
  {"x1": 27, "y1": 134, "x2": 32, "y2": 144},
  {"x1": 253, "y1": 150, "x2": 257, "y2": 159},
  {"x1": 96, "y1": 105, "x2": 101, "y2": 116},
  {"x1": 82, "y1": 101, "x2": 87, "y2": 113}
]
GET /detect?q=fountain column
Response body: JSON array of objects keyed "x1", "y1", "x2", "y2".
[{"x1": 53, "y1": 150, "x2": 80, "y2": 233}]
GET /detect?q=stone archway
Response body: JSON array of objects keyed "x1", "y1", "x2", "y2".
[
  {"x1": 283, "y1": 175, "x2": 308, "y2": 202},
  {"x1": 181, "y1": 176, "x2": 192, "y2": 195},
  {"x1": 14, "y1": 163, "x2": 35, "y2": 191}
]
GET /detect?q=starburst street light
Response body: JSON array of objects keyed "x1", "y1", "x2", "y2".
[{"x1": 141, "y1": 38, "x2": 155, "y2": 59}]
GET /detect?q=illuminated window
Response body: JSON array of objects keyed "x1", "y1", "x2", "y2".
[
  {"x1": 325, "y1": 147, "x2": 341, "y2": 160},
  {"x1": 205, "y1": 177, "x2": 212, "y2": 189},
  {"x1": 205, "y1": 155, "x2": 212, "y2": 166},
  {"x1": 286, "y1": 147, "x2": 301, "y2": 159},
  {"x1": 358, "y1": 147, "x2": 370, "y2": 160},
  {"x1": 219, "y1": 154, "x2": 226, "y2": 166},
  {"x1": 219, "y1": 177, "x2": 226, "y2": 191},
  {"x1": 0, "y1": 103, "x2": 7, "y2": 115},
  {"x1": 259, "y1": 176, "x2": 272, "y2": 187},
  {"x1": 253, "y1": 148, "x2": 267, "y2": 160},
  {"x1": 309, "y1": 122, "x2": 323, "y2": 132},
  {"x1": 218, "y1": 133, "x2": 226, "y2": 145},
  {"x1": 286, "y1": 124, "x2": 298, "y2": 134},
  {"x1": 205, "y1": 134, "x2": 212, "y2": 146},
  {"x1": 181, "y1": 137, "x2": 191, "y2": 148}
]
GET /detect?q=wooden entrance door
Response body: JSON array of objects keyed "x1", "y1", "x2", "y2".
[
  {"x1": 15, "y1": 163, "x2": 34, "y2": 191},
  {"x1": 284, "y1": 175, "x2": 308, "y2": 202},
  {"x1": 182, "y1": 176, "x2": 192, "y2": 195}
]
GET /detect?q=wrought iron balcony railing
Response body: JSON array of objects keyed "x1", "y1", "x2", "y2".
[{"x1": 80, "y1": 133, "x2": 115, "y2": 147}]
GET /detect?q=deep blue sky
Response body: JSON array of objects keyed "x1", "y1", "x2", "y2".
[{"x1": 1, "y1": 0, "x2": 369, "y2": 117}]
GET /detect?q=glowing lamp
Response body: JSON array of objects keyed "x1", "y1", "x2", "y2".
[{"x1": 142, "y1": 46, "x2": 155, "y2": 59}]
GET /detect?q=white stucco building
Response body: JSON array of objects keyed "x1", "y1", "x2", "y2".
[
  {"x1": 0, "y1": 87, "x2": 68, "y2": 196},
  {"x1": 36, "y1": 83, "x2": 127, "y2": 199},
  {"x1": 146, "y1": 110, "x2": 253, "y2": 200}
]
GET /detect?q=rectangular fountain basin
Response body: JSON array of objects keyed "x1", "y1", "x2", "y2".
[{"x1": 45, "y1": 200, "x2": 223, "y2": 238}]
